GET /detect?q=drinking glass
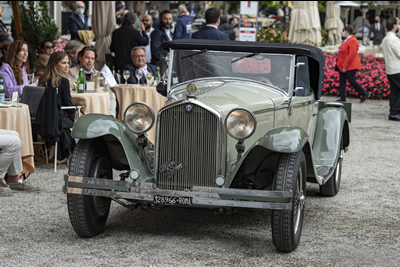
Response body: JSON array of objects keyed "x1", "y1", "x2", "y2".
[
  {"x1": 27, "y1": 74, "x2": 34, "y2": 84},
  {"x1": 71, "y1": 80, "x2": 79, "y2": 91},
  {"x1": 146, "y1": 74, "x2": 154, "y2": 87},
  {"x1": 135, "y1": 69, "x2": 143, "y2": 85},
  {"x1": 123, "y1": 70, "x2": 130, "y2": 84}
]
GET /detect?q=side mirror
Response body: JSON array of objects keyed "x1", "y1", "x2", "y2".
[
  {"x1": 156, "y1": 80, "x2": 168, "y2": 96},
  {"x1": 295, "y1": 62, "x2": 305, "y2": 68}
]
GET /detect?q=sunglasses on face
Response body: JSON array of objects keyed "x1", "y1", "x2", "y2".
[{"x1": 45, "y1": 45, "x2": 55, "y2": 49}]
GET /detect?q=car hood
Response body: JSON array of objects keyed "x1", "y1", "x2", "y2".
[{"x1": 170, "y1": 79, "x2": 287, "y2": 115}]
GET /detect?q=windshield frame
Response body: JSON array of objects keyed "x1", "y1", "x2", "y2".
[{"x1": 167, "y1": 49, "x2": 296, "y2": 95}]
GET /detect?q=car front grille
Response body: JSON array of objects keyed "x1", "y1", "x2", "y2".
[{"x1": 156, "y1": 103, "x2": 219, "y2": 191}]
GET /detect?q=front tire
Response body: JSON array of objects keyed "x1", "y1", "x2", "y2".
[
  {"x1": 271, "y1": 151, "x2": 306, "y2": 252},
  {"x1": 67, "y1": 139, "x2": 113, "y2": 237}
]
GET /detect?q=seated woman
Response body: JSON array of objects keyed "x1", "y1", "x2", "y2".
[
  {"x1": 35, "y1": 39, "x2": 55, "y2": 80},
  {"x1": 38, "y1": 51, "x2": 76, "y2": 164},
  {"x1": 0, "y1": 40, "x2": 29, "y2": 100}
]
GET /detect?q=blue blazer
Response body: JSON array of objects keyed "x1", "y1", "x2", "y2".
[
  {"x1": 69, "y1": 13, "x2": 89, "y2": 40},
  {"x1": 191, "y1": 25, "x2": 229, "y2": 40},
  {"x1": 123, "y1": 63, "x2": 157, "y2": 85}
]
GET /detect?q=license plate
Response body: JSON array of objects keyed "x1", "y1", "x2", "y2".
[{"x1": 154, "y1": 195, "x2": 192, "y2": 206}]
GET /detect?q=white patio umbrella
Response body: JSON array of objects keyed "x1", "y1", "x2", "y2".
[
  {"x1": 288, "y1": 1, "x2": 322, "y2": 46},
  {"x1": 92, "y1": 1, "x2": 116, "y2": 70},
  {"x1": 325, "y1": 1, "x2": 344, "y2": 45}
]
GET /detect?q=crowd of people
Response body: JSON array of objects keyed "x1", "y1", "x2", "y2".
[{"x1": 0, "y1": 2, "x2": 400, "y2": 196}]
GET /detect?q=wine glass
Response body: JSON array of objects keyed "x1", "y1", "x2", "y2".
[
  {"x1": 146, "y1": 74, "x2": 154, "y2": 87},
  {"x1": 123, "y1": 70, "x2": 130, "y2": 84},
  {"x1": 135, "y1": 69, "x2": 143, "y2": 85}
]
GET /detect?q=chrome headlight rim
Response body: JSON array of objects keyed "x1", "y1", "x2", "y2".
[
  {"x1": 225, "y1": 108, "x2": 257, "y2": 140},
  {"x1": 123, "y1": 102, "x2": 155, "y2": 134}
]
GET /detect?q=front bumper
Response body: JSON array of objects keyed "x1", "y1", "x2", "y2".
[{"x1": 64, "y1": 175, "x2": 293, "y2": 210}]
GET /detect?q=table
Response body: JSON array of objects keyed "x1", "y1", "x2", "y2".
[
  {"x1": 71, "y1": 91, "x2": 110, "y2": 115},
  {"x1": 111, "y1": 84, "x2": 167, "y2": 144},
  {"x1": 0, "y1": 103, "x2": 35, "y2": 174}
]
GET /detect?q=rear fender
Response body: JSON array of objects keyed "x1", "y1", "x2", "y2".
[{"x1": 312, "y1": 106, "x2": 349, "y2": 167}]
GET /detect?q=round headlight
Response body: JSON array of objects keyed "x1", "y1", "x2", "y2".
[
  {"x1": 124, "y1": 102, "x2": 155, "y2": 134},
  {"x1": 225, "y1": 109, "x2": 256, "y2": 140}
]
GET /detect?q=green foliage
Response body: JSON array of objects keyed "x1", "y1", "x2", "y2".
[{"x1": 14, "y1": 1, "x2": 60, "y2": 56}]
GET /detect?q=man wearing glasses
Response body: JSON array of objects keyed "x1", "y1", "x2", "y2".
[{"x1": 35, "y1": 40, "x2": 55, "y2": 79}]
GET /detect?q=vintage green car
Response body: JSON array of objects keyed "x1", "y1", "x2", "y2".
[{"x1": 64, "y1": 40, "x2": 351, "y2": 252}]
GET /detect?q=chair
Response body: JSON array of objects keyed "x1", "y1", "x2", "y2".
[
  {"x1": 21, "y1": 86, "x2": 81, "y2": 172},
  {"x1": 21, "y1": 86, "x2": 49, "y2": 163}
]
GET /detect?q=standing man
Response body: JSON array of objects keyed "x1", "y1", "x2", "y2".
[
  {"x1": 192, "y1": 8, "x2": 229, "y2": 40},
  {"x1": 0, "y1": 4, "x2": 13, "y2": 43},
  {"x1": 68, "y1": 46, "x2": 118, "y2": 118},
  {"x1": 124, "y1": 47, "x2": 156, "y2": 84},
  {"x1": 142, "y1": 14, "x2": 154, "y2": 64},
  {"x1": 381, "y1": 17, "x2": 400, "y2": 121},
  {"x1": 173, "y1": 5, "x2": 193, "y2": 40},
  {"x1": 368, "y1": 15, "x2": 386, "y2": 46},
  {"x1": 110, "y1": 11, "x2": 149, "y2": 76},
  {"x1": 69, "y1": 1, "x2": 89, "y2": 41},
  {"x1": 151, "y1": 10, "x2": 173, "y2": 74}
]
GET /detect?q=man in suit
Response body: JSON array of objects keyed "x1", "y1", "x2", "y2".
[
  {"x1": 150, "y1": 10, "x2": 173, "y2": 66},
  {"x1": 368, "y1": 16, "x2": 386, "y2": 46},
  {"x1": 68, "y1": 1, "x2": 89, "y2": 41},
  {"x1": 150, "y1": 10, "x2": 173, "y2": 78},
  {"x1": 110, "y1": 11, "x2": 149, "y2": 76},
  {"x1": 192, "y1": 8, "x2": 229, "y2": 40},
  {"x1": 124, "y1": 47, "x2": 156, "y2": 85},
  {"x1": 381, "y1": 17, "x2": 400, "y2": 121}
]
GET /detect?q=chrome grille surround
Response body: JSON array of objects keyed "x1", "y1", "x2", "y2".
[{"x1": 155, "y1": 100, "x2": 221, "y2": 191}]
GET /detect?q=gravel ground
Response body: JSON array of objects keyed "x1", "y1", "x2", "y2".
[{"x1": 1, "y1": 96, "x2": 399, "y2": 266}]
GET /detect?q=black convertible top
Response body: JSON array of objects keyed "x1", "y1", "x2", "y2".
[{"x1": 162, "y1": 39, "x2": 325, "y2": 99}]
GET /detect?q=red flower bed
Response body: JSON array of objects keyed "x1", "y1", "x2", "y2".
[{"x1": 323, "y1": 52, "x2": 390, "y2": 100}]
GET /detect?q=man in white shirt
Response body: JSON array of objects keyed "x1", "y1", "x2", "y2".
[
  {"x1": 381, "y1": 17, "x2": 400, "y2": 121},
  {"x1": 142, "y1": 14, "x2": 154, "y2": 64}
]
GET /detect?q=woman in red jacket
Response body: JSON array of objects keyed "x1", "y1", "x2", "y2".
[{"x1": 336, "y1": 25, "x2": 369, "y2": 102}]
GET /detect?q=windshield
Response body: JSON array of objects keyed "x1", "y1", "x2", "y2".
[{"x1": 169, "y1": 50, "x2": 293, "y2": 92}]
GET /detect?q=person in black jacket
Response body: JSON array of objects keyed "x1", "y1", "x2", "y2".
[
  {"x1": 218, "y1": 15, "x2": 235, "y2": 40},
  {"x1": 150, "y1": 9, "x2": 173, "y2": 71},
  {"x1": 123, "y1": 47, "x2": 156, "y2": 85},
  {"x1": 110, "y1": 11, "x2": 149, "y2": 76},
  {"x1": 68, "y1": 1, "x2": 89, "y2": 41},
  {"x1": 38, "y1": 51, "x2": 75, "y2": 163},
  {"x1": 192, "y1": 8, "x2": 229, "y2": 40}
]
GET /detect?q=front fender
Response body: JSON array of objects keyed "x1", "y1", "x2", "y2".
[
  {"x1": 257, "y1": 126, "x2": 309, "y2": 153},
  {"x1": 72, "y1": 114, "x2": 152, "y2": 178}
]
